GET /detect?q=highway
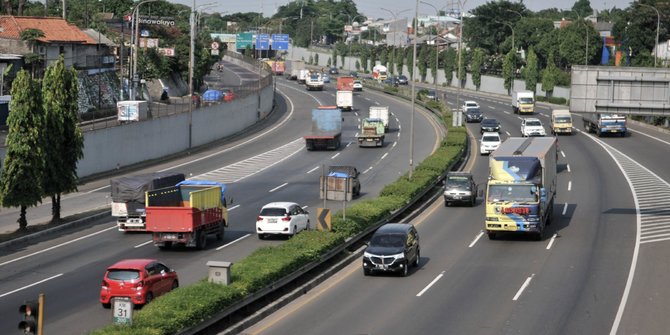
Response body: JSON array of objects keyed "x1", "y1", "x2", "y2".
[
  {"x1": 0, "y1": 68, "x2": 442, "y2": 333},
  {"x1": 240, "y1": 86, "x2": 670, "y2": 335}
]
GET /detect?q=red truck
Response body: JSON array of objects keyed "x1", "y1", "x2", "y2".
[{"x1": 145, "y1": 180, "x2": 229, "y2": 250}]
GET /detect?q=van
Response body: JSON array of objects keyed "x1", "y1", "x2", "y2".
[{"x1": 551, "y1": 109, "x2": 573, "y2": 135}]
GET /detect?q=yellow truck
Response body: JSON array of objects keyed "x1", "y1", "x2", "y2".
[
  {"x1": 512, "y1": 90, "x2": 535, "y2": 114},
  {"x1": 550, "y1": 109, "x2": 573, "y2": 135}
]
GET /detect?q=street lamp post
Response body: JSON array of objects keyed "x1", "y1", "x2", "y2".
[
  {"x1": 346, "y1": 14, "x2": 366, "y2": 71},
  {"x1": 409, "y1": 0, "x2": 419, "y2": 180},
  {"x1": 187, "y1": 1, "x2": 214, "y2": 149},
  {"x1": 381, "y1": 8, "x2": 411, "y2": 75},
  {"x1": 420, "y1": 1, "x2": 447, "y2": 94},
  {"x1": 131, "y1": 0, "x2": 160, "y2": 101},
  {"x1": 638, "y1": 3, "x2": 660, "y2": 67},
  {"x1": 455, "y1": 0, "x2": 468, "y2": 127}
]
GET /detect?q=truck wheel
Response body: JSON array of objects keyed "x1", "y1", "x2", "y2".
[
  {"x1": 196, "y1": 231, "x2": 207, "y2": 250},
  {"x1": 158, "y1": 242, "x2": 172, "y2": 250},
  {"x1": 216, "y1": 221, "x2": 225, "y2": 241},
  {"x1": 487, "y1": 232, "x2": 496, "y2": 240}
]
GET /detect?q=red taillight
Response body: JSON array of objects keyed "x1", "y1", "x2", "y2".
[
  {"x1": 281, "y1": 216, "x2": 291, "y2": 222},
  {"x1": 257, "y1": 216, "x2": 263, "y2": 221},
  {"x1": 101, "y1": 280, "x2": 108, "y2": 288}
]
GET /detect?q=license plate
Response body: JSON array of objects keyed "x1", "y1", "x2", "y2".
[
  {"x1": 163, "y1": 233, "x2": 178, "y2": 240},
  {"x1": 375, "y1": 264, "x2": 388, "y2": 269},
  {"x1": 367, "y1": 139, "x2": 373, "y2": 141},
  {"x1": 268, "y1": 218, "x2": 277, "y2": 223},
  {"x1": 453, "y1": 196, "x2": 461, "y2": 200}
]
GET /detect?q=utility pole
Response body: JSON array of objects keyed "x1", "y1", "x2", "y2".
[{"x1": 409, "y1": 0, "x2": 418, "y2": 180}]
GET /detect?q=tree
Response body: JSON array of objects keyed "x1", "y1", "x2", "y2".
[
  {"x1": 428, "y1": 45, "x2": 438, "y2": 85},
  {"x1": 41, "y1": 56, "x2": 84, "y2": 223},
  {"x1": 355, "y1": 60, "x2": 360, "y2": 70},
  {"x1": 359, "y1": 47, "x2": 368, "y2": 72},
  {"x1": 502, "y1": 49, "x2": 515, "y2": 93},
  {"x1": 572, "y1": 0, "x2": 593, "y2": 18},
  {"x1": 406, "y1": 47, "x2": 415, "y2": 79},
  {"x1": 327, "y1": 57, "x2": 332, "y2": 67},
  {"x1": 395, "y1": 47, "x2": 405, "y2": 75},
  {"x1": 418, "y1": 45, "x2": 428, "y2": 82},
  {"x1": 332, "y1": 48, "x2": 338, "y2": 67},
  {"x1": 308, "y1": 54, "x2": 314, "y2": 65},
  {"x1": 524, "y1": 48, "x2": 539, "y2": 93},
  {"x1": 314, "y1": 53, "x2": 319, "y2": 65},
  {"x1": 0, "y1": 69, "x2": 44, "y2": 230},
  {"x1": 457, "y1": 49, "x2": 467, "y2": 84},
  {"x1": 542, "y1": 51, "x2": 560, "y2": 97},
  {"x1": 20, "y1": 28, "x2": 45, "y2": 78},
  {"x1": 442, "y1": 48, "x2": 456, "y2": 85},
  {"x1": 463, "y1": 1, "x2": 528, "y2": 55},
  {"x1": 471, "y1": 48, "x2": 485, "y2": 90}
]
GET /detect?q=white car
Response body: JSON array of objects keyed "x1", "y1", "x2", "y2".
[
  {"x1": 353, "y1": 80, "x2": 363, "y2": 91},
  {"x1": 256, "y1": 202, "x2": 310, "y2": 239},
  {"x1": 480, "y1": 132, "x2": 501, "y2": 155},
  {"x1": 462, "y1": 100, "x2": 480, "y2": 111},
  {"x1": 520, "y1": 118, "x2": 546, "y2": 137}
]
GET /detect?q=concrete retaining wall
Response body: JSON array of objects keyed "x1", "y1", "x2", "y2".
[{"x1": 290, "y1": 45, "x2": 571, "y2": 100}]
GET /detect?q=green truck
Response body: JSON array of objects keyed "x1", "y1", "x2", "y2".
[{"x1": 357, "y1": 118, "x2": 385, "y2": 147}]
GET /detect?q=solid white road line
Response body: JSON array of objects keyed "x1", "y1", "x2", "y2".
[
  {"x1": 216, "y1": 234, "x2": 251, "y2": 251},
  {"x1": 546, "y1": 233, "x2": 558, "y2": 250},
  {"x1": 568, "y1": 181, "x2": 572, "y2": 191},
  {"x1": 381, "y1": 153, "x2": 388, "y2": 160},
  {"x1": 512, "y1": 274, "x2": 535, "y2": 301},
  {"x1": 354, "y1": 111, "x2": 359, "y2": 116},
  {"x1": 562, "y1": 203, "x2": 568, "y2": 215},
  {"x1": 269, "y1": 183, "x2": 288, "y2": 193},
  {"x1": 331, "y1": 153, "x2": 340, "y2": 159},
  {"x1": 393, "y1": 141, "x2": 397, "y2": 148},
  {"x1": 229, "y1": 205, "x2": 240, "y2": 211},
  {"x1": 357, "y1": 118, "x2": 361, "y2": 123},
  {"x1": 307, "y1": 166, "x2": 319, "y2": 174},
  {"x1": 628, "y1": 128, "x2": 670, "y2": 146},
  {"x1": 417, "y1": 272, "x2": 445, "y2": 297},
  {"x1": 469, "y1": 231, "x2": 484, "y2": 248},
  {"x1": 0, "y1": 274, "x2": 64, "y2": 298},
  {"x1": 134, "y1": 240, "x2": 153, "y2": 248},
  {"x1": 0, "y1": 225, "x2": 117, "y2": 268},
  {"x1": 505, "y1": 131, "x2": 511, "y2": 136},
  {"x1": 346, "y1": 142, "x2": 352, "y2": 148},
  {"x1": 567, "y1": 164, "x2": 571, "y2": 172},
  {"x1": 363, "y1": 166, "x2": 373, "y2": 174}
]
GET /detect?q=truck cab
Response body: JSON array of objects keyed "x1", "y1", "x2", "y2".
[{"x1": 550, "y1": 109, "x2": 573, "y2": 135}]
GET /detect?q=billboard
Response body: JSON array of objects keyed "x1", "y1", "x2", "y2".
[
  {"x1": 271, "y1": 34, "x2": 289, "y2": 50},
  {"x1": 210, "y1": 33, "x2": 236, "y2": 43}
]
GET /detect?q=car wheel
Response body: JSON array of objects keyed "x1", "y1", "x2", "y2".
[
  {"x1": 196, "y1": 230, "x2": 207, "y2": 250},
  {"x1": 414, "y1": 249, "x2": 420, "y2": 267},
  {"x1": 401, "y1": 262, "x2": 409, "y2": 277},
  {"x1": 306, "y1": 220, "x2": 311, "y2": 231},
  {"x1": 171, "y1": 280, "x2": 179, "y2": 291},
  {"x1": 101, "y1": 302, "x2": 111, "y2": 309},
  {"x1": 363, "y1": 268, "x2": 371, "y2": 276},
  {"x1": 258, "y1": 233, "x2": 265, "y2": 240},
  {"x1": 144, "y1": 292, "x2": 154, "y2": 305}
]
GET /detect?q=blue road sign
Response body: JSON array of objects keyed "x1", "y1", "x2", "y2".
[
  {"x1": 271, "y1": 34, "x2": 289, "y2": 50},
  {"x1": 256, "y1": 34, "x2": 270, "y2": 50}
]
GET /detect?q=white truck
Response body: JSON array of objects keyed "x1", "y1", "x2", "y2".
[
  {"x1": 512, "y1": 90, "x2": 535, "y2": 115},
  {"x1": 305, "y1": 72, "x2": 324, "y2": 91},
  {"x1": 369, "y1": 106, "x2": 390, "y2": 132},
  {"x1": 298, "y1": 69, "x2": 310, "y2": 84},
  {"x1": 287, "y1": 60, "x2": 305, "y2": 80},
  {"x1": 336, "y1": 90, "x2": 353, "y2": 111},
  {"x1": 111, "y1": 172, "x2": 185, "y2": 231}
]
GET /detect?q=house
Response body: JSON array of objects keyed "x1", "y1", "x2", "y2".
[{"x1": 0, "y1": 16, "x2": 111, "y2": 74}]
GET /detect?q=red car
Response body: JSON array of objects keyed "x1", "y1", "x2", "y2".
[
  {"x1": 223, "y1": 90, "x2": 235, "y2": 102},
  {"x1": 100, "y1": 259, "x2": 178, "y2": 308}
]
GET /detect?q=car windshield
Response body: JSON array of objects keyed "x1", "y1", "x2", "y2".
[
  {"x1": 446, "y1": 176, "x2": 470, "y2": 188},
  {"x1": 467, "y1": 108, "x2": 481, "y2": 114},
  {"x1": 519, "y1": 97, "x2": 534, "y2": 104},
  {"x1": 526, "y1": 120, "x2": 542, "y2": 126},
  {"x1": 555, "y1": 116, "x2": 571, "y2": 123},
  {"x1": 601, "y1": 119, "x2": 625, "y2": 126},
  {"x1": 482, "y1": 119, "x2": 498, "y2": 126},
  {"x1": 107, "y1": 270, "x2": 140, "y2": 281},
  {"x1": 371, "y1": 234, "x2": 405, "y2": 248},
  {"x1": 466, "y1": 103, "x2": 478, "y2": 107},
  {"x1": 483, "y1": 135, "x2": 499, "y2": 142},
  {"x1": 487, "y1": 185, "x2": 538, "y2": 202},
  {"x1": 399, "y1": 76, "x2": 407, "y2": 80},
  {"x1": 260, "y1": 208, "x2": 287, "y2": 216}
]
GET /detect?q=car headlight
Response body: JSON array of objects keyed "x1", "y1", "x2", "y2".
[
  {"x1": 390, "y1": 252, "x2": 405, "y2": 260},
  {"x1": 363, "y1": 252, "x2": 374, "y2": 258}
]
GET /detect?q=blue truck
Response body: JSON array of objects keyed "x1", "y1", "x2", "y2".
[{"x1": 582, "y1": 113, "x2": 627, "y2": 137}]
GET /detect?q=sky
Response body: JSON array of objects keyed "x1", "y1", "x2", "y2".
[{"x1": 189, "y1": 0, "x2": 636, "y2": 19}]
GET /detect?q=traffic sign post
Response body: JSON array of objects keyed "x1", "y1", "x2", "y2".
[
  {"x1": 112, "y1": 297, "x2": 134, "y2": 326},
  {"x1": 316, "y1": 208, "x2": 332, "y2": 231},
  {"x1": 256, "y1": 34, "x2": 270, "y2": 51},
  {"x1": 18, "y1": 294, "x2": 44, "y2": 335}
]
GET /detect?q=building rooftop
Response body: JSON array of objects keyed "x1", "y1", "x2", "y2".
[{"x1": 0, "y1": 16, "x2": 96, "y2": 44}]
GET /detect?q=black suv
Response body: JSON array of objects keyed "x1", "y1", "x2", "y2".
[
  {"x1": 362, "y1": 223, "x2": 420, "y2": 276},
  {"x1": 329, "y1": 67, "x2": 339, "y2": 75},
  {"x1": 397, "y1": 75, "x2": 408, "y2": 85},
  {"x1": 480, "y1": 118, "x2": 500, "y2": 133},
  {"x1": 443, "y1": 172, "x2": 477, "y2": 207},
  {"x1": 465, "y1": 107, "x2": 483, "y2": 123}
]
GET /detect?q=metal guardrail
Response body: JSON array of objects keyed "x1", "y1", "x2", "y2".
[{"x1": 176, "y1": 79, "x2": 468, "y2": 335}]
